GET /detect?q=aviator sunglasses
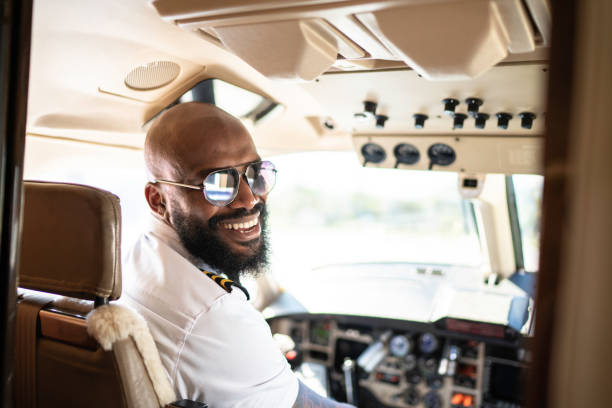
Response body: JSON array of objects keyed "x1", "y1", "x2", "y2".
[{"x1": 153, "y1": 160, "x2": 277, "y2": 207}]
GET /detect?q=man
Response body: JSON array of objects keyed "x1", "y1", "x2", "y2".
[{"x1": 122, "y1": 102, "x2": 353, "y2": 407}]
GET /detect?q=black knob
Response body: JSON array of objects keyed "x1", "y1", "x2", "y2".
[
  {"x1": 363, "y1": 100, "x2": 378, "y2": 116},
  {"x1": 474, "y1": 113, "x2": 490, "y2": 129},
  {"x1": 375, "y1": 114, "x2": 388, "y2": 128},
  {"x1": 413, "y1": 114, "x2": 428, "y2": 129},
  {"x1": 518, "y1": 112, "x2": 537, "y2": 129},
  {"x1": 465, "y1": 97, "x2": 483, "y2": 116},
  {"x1": 495, "y1": 112, "x2": 513, "y2": 129},
  {"x1": 442, "y1": 98, "x2": 460, "y2": 115},
  {"x1": 452, "y1": 113, "x2": 467, "y2": 129}
]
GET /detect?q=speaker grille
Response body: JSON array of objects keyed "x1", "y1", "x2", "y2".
[{"x1": 124, "y1": 61, "x2": 181, "y2": 90}]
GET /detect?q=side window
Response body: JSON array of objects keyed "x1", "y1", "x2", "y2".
[
  {"x1": 24, "y1": 137, "x2": 149, "y2": 254},
  {"x1": 513, "y1": 175, "x2": 544, "y2": 272}
]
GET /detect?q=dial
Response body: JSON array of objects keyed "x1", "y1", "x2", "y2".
[
  {"x1": 404, "y1": 387, "x2": 421, "y2": 406},
  {"x1": 404, "y1": 353, "x2": 417, "y2": 371},
  {"x1": 393, "y1": 143, "x2": 420, "y2": 166},
  {"x1": 419, "y1": 357, "x2": 439, "y2": 376},
  {"x1": 406, "y1": 370, "x2": 422, "y2": 385},
  {"x1": 419, "y1": 333, "x2": 439, "y2": 354},
  {"x1": 427, "y1": 143, "x2": 456, "y2": 167},
  {"x1": 426, "y1": 374, "x2": 444, "y2": 390},
  {"x1": 423, "y1": 391, "x2": 443, "y2": 408},
  {"x1": 389, "y1": 335, "x2": 411, "y2": 357},
  {"x1": 361, "y1": 143, "x2": 386, "y2": 165}
]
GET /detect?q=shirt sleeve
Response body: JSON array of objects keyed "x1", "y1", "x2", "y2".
[{"x1": 172, "y1": 291, "x2": 299, "y2": 408}]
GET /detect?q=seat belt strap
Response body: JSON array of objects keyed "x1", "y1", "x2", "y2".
[{"x1": 15, "y1": 293, "x2": 52, "y2": 408}]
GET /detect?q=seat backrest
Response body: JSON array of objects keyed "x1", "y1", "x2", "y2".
[{"x1": 15, "y1": 181, "x2": 175, "y2": 408}]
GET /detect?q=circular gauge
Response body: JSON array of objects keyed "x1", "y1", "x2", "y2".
[
  {"x1": 427, "y1": 143, "x2": 456, "y2": 167},
  {"x1": 404, "y1": 353, "x2": 417, "y2": 371},
  {"x1": 419, "y1": 333, "x2": 439, "y2": 354},
  {"x1": 419, "y1": 357, "x2": 439, "y2": 376},
  {"x1": 426, "y1": 374, "x2": 444, "y2": 390},
  {"x1": 389, "y1": 335, "x2": 411, "y2": 357},
  {"x1": 423, "y1": 391, "x2": 442, "y2": 408},
  {"x1": 393, "y1": 143, "x2": 420, "y2": 166},
  {"x1": 406, "y1": 370, "x2": 422, "y2": 385},
  {"x1": 404, "y1": 387, "x2": 421, "y2": 406},
  {"x1": 361, "y1": 143, "x2": 386, "y2": 165}
]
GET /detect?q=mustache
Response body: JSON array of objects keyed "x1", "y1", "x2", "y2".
[{"x1": 208, "y1": 201, "x2": 265, "y2": 229}]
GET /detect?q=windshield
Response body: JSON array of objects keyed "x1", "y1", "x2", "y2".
[{"x1": 267, "y1": 152, "x2": 482, "y2": 287}]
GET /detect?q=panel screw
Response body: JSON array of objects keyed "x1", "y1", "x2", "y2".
[
  {"x1": 474, "y1": 113, "x2": 490, "y2": 129},
  {"x1": 495, "y1": 112, "x2": 513, "y2": 129},
  {"x1": 413, "y1": 114, "x2": 428, "y2": 129},
  {"x1": 518, "y1": 112, "x2": 536, "y2": 129}
]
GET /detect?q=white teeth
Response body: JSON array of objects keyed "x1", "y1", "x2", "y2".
[{"x1": 222, "y1": 216, "x2": 259, "y2": 231}]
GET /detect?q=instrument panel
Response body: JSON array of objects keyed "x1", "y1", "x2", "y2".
[{"x1": 269, "y1": 314, "x2": 530, "y2": 408}]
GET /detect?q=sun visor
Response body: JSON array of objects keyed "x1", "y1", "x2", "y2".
[{"x1": 356, "y1": 0, "x2": 511, "y2": 80}]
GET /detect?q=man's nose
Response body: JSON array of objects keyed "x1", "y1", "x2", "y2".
[{"x1": 228, "y1": 175, "x2": 257, "y2": 210}]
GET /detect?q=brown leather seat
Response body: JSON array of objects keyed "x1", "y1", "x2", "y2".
[{"x1": 14, "y1": 181, "x2": 176, "y2": 408}]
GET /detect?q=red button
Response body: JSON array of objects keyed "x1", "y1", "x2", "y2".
[{"x1": 285, "y1": 350, "x2": 297, "y2": 360}]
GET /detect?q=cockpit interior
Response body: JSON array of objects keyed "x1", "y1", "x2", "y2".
[{"x1": 1, "y1": 0, "x2": 610, "y2": 407}]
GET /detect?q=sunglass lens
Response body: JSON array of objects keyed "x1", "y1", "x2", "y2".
[
  {"x1": 246, "y1": 161, "x2": 276, "y2": 195},
  {"x1": 203, "y1": 169, "x2": 239, "y2": 206}
]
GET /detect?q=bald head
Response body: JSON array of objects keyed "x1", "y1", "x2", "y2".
[{"x1": 145, "y1": 102, "x2": 255, "y2": 181}]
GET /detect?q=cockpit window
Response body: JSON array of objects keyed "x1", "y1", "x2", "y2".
[
  {"x1": 267, "y1": 152, "x2": 482, "y2": 285},
  {"x1": 512, "y1": 174, "x2": 544, "y2": 272}
]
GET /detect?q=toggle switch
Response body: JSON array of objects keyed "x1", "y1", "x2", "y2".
[
  {"x1": 375, "y1": 114, "x2": 388, "y2": 128},
  {"x1": 495, "y1": 112, "x2": 513, "y2": 129},
  {"x1": 363, "y1": 100, "x2": 378, "y2": 116},
  {"x1": 465, "y1": 97, "x2": 483, "y2": 116},
  {"x1": 442, "y1": 98, "x2": 460, "y2": 115},
  {"x1": 518, "y1": 112, "x2": 536, "y2": 129},
  {"x1": 474, "y1": 113, "x2": 490, "y2": 129},
  {"x1": 354, "y1": 100, "x2": 378, "y2": 121},
  {"x1": 413, "y1": 114, "x2": 428, "y2": 129},
  {"x1": 452, "y1": 113, "x2": 467, "y2": 129}
]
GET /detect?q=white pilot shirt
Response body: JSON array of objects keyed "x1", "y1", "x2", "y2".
[{"x1": 121, "y1": 215, "x2": 299, "y2": 407}]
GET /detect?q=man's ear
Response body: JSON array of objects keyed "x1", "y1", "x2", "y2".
[{"x1": 145, "y1": 182, "x2": 168, "y2": 220}]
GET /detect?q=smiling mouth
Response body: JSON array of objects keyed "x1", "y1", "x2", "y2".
[
  {"x1": 218, "y1": 213, "x2": 261, "y2": 243},
  {"x1": 220, "y1": 214, "x2": 259, "y2": 231}
]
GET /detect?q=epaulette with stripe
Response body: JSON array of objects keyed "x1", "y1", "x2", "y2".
[{"x1": 202, "y1": 270, "x2": 250, "y2": 301}]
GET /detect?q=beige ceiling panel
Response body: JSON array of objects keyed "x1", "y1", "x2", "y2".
[
  {"x1": 357, "y1": 0, "x2": 510, "y2": 80},
  {"x1": 212, "y1": 19, "x2": 339, "y2": 81},
  {"x1": 98, "y1": 53, "x2": 205, "y2": 103}
]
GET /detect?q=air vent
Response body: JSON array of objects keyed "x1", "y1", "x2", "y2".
[{"x1": 124, "y1": 61, "x2": 181, "y2": 90}]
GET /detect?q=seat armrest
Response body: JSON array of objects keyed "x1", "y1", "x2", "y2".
[{"x1": 166, "y1": 400, "x2": 208, "y2": 408}]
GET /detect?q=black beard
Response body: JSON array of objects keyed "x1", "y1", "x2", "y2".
[{"x1": 172, "y1": 202, "x2": 269, "y2": 283}]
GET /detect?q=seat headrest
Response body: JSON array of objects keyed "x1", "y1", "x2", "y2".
[{"x1": 18, "y1": 181, "x2": 122, "y2": 301}]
